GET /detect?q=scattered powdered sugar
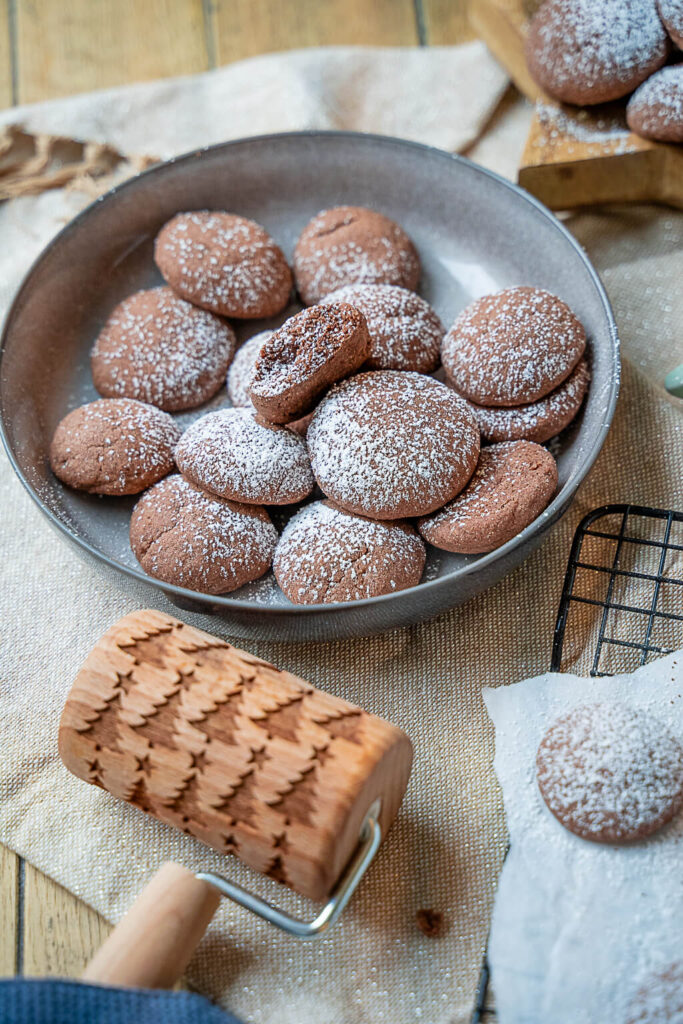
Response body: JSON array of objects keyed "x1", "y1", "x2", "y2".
[
  {"x1": 442, "y1": 286, "x2": 586, "y2": 407},
  {"x1": 627, "y1": 66, "x2": 683, "y2": 139},
  {"x1": 227, "y1": 331, "x2": 273, "y2": 408},
  {"x1": 536, "y1": 702, "x2": 683, "y2": 842},
  {"x1": 175, "y1": 407, "x2": 314, "y2": 505},
  {"x1": 155, "y1": 211, "x2": 291, "y2": 317},
  {"x1": 273, "y1": 499, "x2": 426, "y2": 604},
  {"x1": 307, "y1": 371, "x2": 480, "y2": 519},
  {"x1": 321, "y1": 283, "x2": 443, "y2": 372},
  {"x1": 91, "y1": 286, "x2": 235, "y2": 411},
  {"x1": 51, "y1": 398, "x2": 180, "y2": 494},
  {"x1": 131, "y1": 474, "x2": 278, "y2": 594},
  {"x1": 528, "y1": 0, "x2": 669, "y2": 101},
  {"x1": 461, "y1": 357, "x2": 590, "y2": 444}
]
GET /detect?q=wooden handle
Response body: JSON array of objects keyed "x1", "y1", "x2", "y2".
[
  {"x1": 59, "y1": 610, "x2": 413, "y2": 902},
  {"x1": 83, "y1": 862, "x2": 220, "y2": 989}
]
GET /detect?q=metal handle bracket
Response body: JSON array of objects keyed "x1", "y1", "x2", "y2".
[{"x1": 196, "y1": 800, "x2": 382, "y2": 939}]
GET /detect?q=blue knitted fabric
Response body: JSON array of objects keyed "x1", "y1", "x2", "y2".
[{"x1": 0, "y1": 979, "x2": 244, "y2": 1024}]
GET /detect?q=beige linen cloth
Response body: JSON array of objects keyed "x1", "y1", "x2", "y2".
[{"x1": 0, "y1": 45, "x2": 681, "y2": 1024}]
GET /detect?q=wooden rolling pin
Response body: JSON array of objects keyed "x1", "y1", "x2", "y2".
[{"x1": 59, "y1": 610, "x2": 413, "y2": 902}]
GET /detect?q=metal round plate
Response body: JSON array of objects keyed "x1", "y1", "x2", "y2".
[{"x1": 0, "y1": 131, "x2": 619, "y2": 641}]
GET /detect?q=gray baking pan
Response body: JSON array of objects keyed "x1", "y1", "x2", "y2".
[{"x1": 0, "y1": 131, "x2": 619, "y2": 642}]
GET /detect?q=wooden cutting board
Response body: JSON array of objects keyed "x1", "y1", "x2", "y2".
[{"x1": 470, "y1": 0, "x2": 683, "y2": 210}]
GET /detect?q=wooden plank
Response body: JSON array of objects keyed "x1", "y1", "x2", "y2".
[
  {"x1": 208, "y1": 0, "x2": 419, "y2": 66},
  {"x1": 468, "y1": 0, "x2": 545, "y2": 101},
  {"x1": 23, "y1": 864, "x2": 111, "y2": 977},
  {"x1": 421, "y1": 0, "x2": 477, "y2": 44},
  {"x1": 14, "y1": 0, "x2": 209, "y2": 104},
  {"x1": 0, "y1": 846, "x2": 19, "y2": 974},
  {"x1": 519, "y1": 108, "x2": 683, "y2": 211},
  {"x1": 0, "y1": 0, "x2": 12, "y2": 107}
]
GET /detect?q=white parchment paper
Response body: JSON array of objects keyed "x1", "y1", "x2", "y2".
[{"x1": 483, "y1": 651, "x2": 683, "y2": 1024}]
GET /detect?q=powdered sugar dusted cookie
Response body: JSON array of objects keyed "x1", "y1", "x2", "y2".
[
  {"x1": 321, "y1": 283, "x2": 443, "y2": 372},
  {"x1": 460, "y1": 357, "x2": 590, "y2": 444},
  {"x1": 294, "y1": 206, "x2": 420, "y2": 305},
  {"x1": 525, "y1": 0, "x2": 670, "y2": 106},
  {"x1": 50, "y1": 398, "x2": 180, "y2": 495},
  {"x1": 658, "y1": 0, "x2": 683, "y2": 46},
  {"x1": 154, "y1": 211, "x2": 292, "y2": 319},
  {"x1": 175, "y1": 408, "x2": 314, "y2": 505},
  {"x1": 627, "y1": 66, "x2": 683, "y2": 144},
  {"x1": 249, "y1": 302, "x2": 370, "y2": 423},
  {"x1": 227, "y1": 332, "x2": 273, "y2": 408},
  {"x1": 417, "y1": 441, "x2": 557, "y2": 553},
  {"x1": 536, "y1": 702, "x2": 683, "y2": 843},
  {"x1": 130, "y1": 474, "x2": 277, "y2": 594},
  {"x1": 273, "y1": 500, "x2": 426, "y2": 604},
  {"x1": 442, "y1": 287, "x2": 586, "y2": 407},
  {"x1": 91, "y1": 287, "x2": 235, "y2": 412},
  {"x1": 307, "y1": 371, "x2": 480, "y2": 520}
]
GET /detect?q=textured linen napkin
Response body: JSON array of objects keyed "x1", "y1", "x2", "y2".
[
  {"x1": 0, "y1": 44, "x2": 682, "y2": 1024},
  {"x1": 483, "y1": 652, "x2": 683, "y2": 1024}
]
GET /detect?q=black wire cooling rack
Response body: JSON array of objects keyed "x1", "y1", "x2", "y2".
[{"x1": 473, "y1": 503, "x2": 683, "y2": 1023}]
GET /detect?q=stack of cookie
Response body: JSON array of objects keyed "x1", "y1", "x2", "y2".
[
  {"x1": 526, "y1": 0, "x2": 683, "y2": 145},
  {"x1": 49, "y1": 204, "x2": 590, "y2": 605}
]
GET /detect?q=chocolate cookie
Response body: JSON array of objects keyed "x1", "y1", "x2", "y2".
[
  {"x1": 130, "y1": 474, "x2": 277, "y2": 595},
  {"x1": 50, "y1": 398, "x2": 180, "y2": 496},
  {"x1": 441, "y1": 287, "x2": 586, "y2": 407},
  {"x1": 627, "y1": 66, "x2": 683, "y2": 144},
  {"x1": 293, "y1": 206, "x2": 420, "y2": 305},
  {"x1": 307, "y1": 371, "x2": 480, "y2": 520},
  {"x1": 459, "y1": 357, "x2": 590, "y2": 444},
  {"x1": 417, "y1": 441, "x2": 557, "y2": 553},
  {"x1": 536, "y1": 702, "x2": 683, "y2": 843},
  {"x1": 249, "y1": 302, "x2": 370, "y2": 423},
  {"x1": 227, "y1": 331, "x2": 273, "y2": 408},
  {"x1": 154, "y1": 211, "x2": 292, "y2": 319},
  {"x1": 322, "y1": 283, "x2": 443, "y2": 372},
  {"x1": 91, "y1": 287, "x2": 235, "y2": 412},
  {"x1": 273, "y1": 500, "x2": 426, "y2": 604},
  {"x1": 658, "y1": 0, "x2": 683, "y2": 46},
  {"x1": 175, "y1": 408, "x2": 314, "y2": 506},
  {"x1": 525, "y1": 0, "x2": 670, "y2": 106}
]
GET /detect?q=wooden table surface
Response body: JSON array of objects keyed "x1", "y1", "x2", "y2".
[{"x1": 1, "y1": 2, "x2": 494, "y2": 1016}]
